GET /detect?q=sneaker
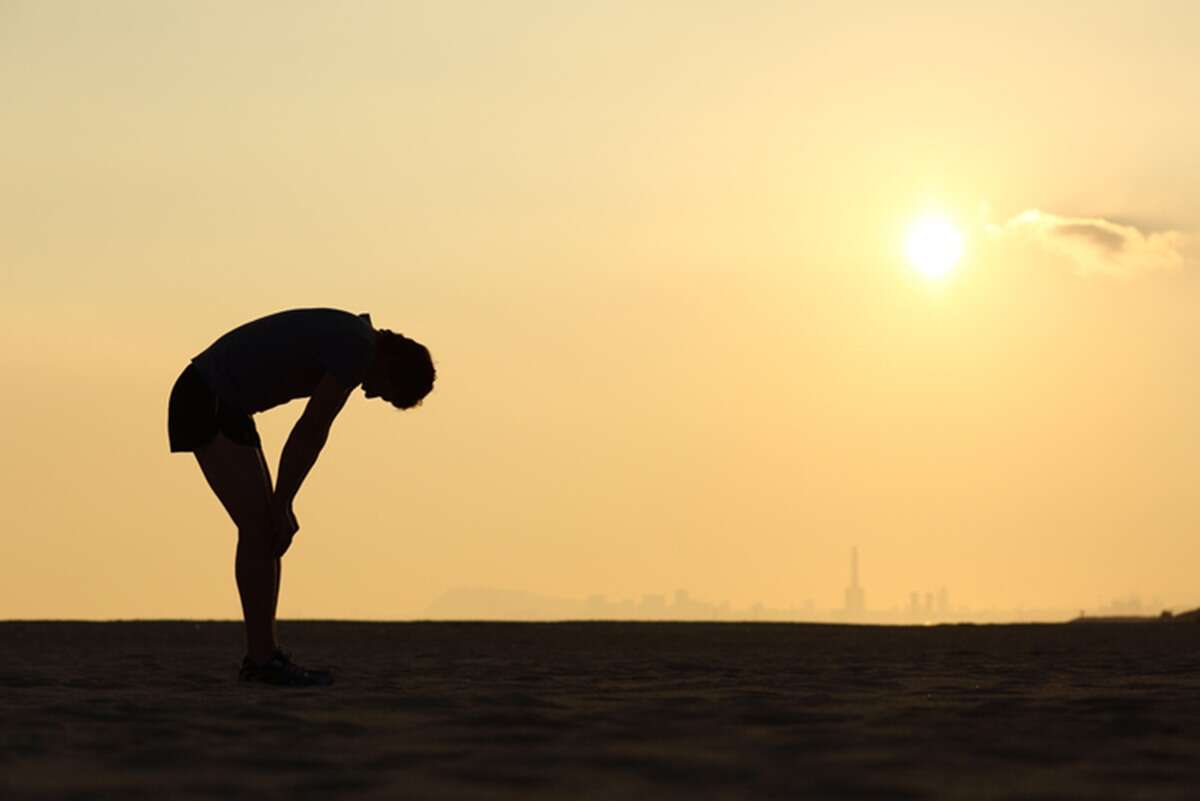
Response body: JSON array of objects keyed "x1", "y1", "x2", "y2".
[{"x1": 239, "y1": 648, "x2": 334, "y2": 687}]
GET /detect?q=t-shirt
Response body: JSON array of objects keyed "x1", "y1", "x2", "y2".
[{"x1": 191, "y1": 308, "x2": 376, "y2": 414}]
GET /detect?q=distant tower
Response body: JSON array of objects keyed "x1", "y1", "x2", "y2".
[{"x1": 844, "y1": 546, "x2": 865, "y2": 617}]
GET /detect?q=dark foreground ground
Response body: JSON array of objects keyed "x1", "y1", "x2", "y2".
[{"x1": 2, "y1": 621, "x2": 1199, "y2": 800}]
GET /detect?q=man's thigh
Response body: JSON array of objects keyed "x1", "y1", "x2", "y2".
[{"x1": 194, "y1": 431, "x2": 274, "y2": 542}]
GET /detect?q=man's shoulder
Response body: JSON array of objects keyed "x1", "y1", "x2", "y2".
[{"x1": 241, "y1": 308, "x2": 367, "y2": 336}]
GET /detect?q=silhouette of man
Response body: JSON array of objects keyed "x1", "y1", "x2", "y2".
[{"x1": 167, "y1": 308, "x2": 435, "y2": 686}]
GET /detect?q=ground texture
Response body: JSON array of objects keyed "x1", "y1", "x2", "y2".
[{"x1": 2, "y1": 621, "x2": 1199, "y2": 800}]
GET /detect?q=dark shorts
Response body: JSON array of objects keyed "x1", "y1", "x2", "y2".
[{"x1": 168, "y1": 363, "x2": 262, "y2": 453}]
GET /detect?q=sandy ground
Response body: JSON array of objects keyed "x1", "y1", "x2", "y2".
[{"x1": 2, "y1": 620, "x2": 1199, "y2": 800}]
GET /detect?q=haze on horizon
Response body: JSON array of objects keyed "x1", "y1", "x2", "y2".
[{"x1": 3, "y1": 1, "x2": 1199, "y2": 621}]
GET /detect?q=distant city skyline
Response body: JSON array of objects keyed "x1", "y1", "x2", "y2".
[
  {"x1": 423, "y1": 584, "x2": 1176, "y2": 624},
  {"x1": 422, "y1": 546, "x2": 1180, "y2": 624},
  {"x1": 338, "y1": 537, "x2": 1197, "y2": 623}
]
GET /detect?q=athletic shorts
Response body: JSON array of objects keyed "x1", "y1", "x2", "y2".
[{"x1": 167, "y1": 363, "x2": 262, "y2": 453}]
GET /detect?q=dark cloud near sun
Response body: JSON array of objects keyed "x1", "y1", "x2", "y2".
[
  {"x1": 1052, "y1": 223, "x2": 1125, "y2": 254},
  {"x1": 988, "y1": 210, "x2": 1191, "y2": 278}
]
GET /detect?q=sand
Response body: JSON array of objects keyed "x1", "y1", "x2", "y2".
[{"x1": 2, "y1": 620, "x2": 1199, "y2": 800}]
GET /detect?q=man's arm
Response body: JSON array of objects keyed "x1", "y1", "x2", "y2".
[
  {"x1": 274, "y1": 373, "x2": 354, "y2": 504},
  {"x1": 274, "y1": 425, "x2": 327, "y2": 506}
]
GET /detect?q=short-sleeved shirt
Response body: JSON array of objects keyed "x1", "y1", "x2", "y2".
[{"x1": 191, "y1": 308, "x2": 376, "y2": 415}]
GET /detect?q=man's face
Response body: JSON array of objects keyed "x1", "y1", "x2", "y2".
[
  {"x1": 362, "y1": 331, "x2": 386, "y2": 399},
  {"x1": 362, "y1": 360, "x2": 385, "y2": 399}
]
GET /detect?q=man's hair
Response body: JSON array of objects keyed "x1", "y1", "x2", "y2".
[{"x1": 377, "y1": 330, "x2": 435, "y2": 409}]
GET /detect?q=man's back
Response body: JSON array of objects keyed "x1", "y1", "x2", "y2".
[{"x1": 191, "y1": 307, "x2": 375, "y2": 415}]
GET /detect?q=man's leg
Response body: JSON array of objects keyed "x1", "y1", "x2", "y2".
[
  {"x1": 272, "y1": 557, "x2": 282, "y2": 637},
  {"x1": 194, "y1": 431, "x2": 279, "y2": 664},
  {"x1": 234, "y1": 534, "x2": 278, "y2": 663},
  {"x1": 254, "y1": 447, "x2": 285, "y2": 643}
]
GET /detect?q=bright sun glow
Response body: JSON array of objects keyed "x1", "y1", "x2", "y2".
[{"x1": 905, "y1": 215, "x2": 964, "y2": 280}]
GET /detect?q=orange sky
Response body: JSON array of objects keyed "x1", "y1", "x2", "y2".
[{"x1": 2, "y1": 2, "x2": 1198, "y2": 620}]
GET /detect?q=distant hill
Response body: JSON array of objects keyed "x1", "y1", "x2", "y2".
[{"x1": 1071, "y1": 608, "x2": 1200, "y2": 624}]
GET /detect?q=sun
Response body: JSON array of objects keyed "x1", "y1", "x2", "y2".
[{"x1": 905, "y1": 215, "x2": 964, "y2": 280}]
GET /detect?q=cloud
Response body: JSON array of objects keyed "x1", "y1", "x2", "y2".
[
  {"x1": 986, "y1": 209, "x2": 1190, "y2": 278},
  {"x1": 1052, "y1": 222, "x2": 1125, "y2": 254}
]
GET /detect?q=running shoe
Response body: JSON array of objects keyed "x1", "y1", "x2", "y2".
[{"x1": 239, "y1": 648, "x2": 334, "y2": 687}]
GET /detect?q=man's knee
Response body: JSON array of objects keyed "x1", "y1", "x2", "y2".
[{"x1": 236, "y1": 524, "x2": 276, "y2": 560}]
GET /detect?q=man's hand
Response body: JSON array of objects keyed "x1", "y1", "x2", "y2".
[{"x1": 270, "y1": 495, "x2": 300, "y2": 558}]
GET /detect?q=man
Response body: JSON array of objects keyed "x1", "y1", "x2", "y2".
[{"x1": 167, "y1": 308, "x2": 435, "y2": 686}]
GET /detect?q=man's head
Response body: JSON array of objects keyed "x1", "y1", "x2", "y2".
[{"x1": 363, "y1": 330, "x2": 435, "y2": 409}]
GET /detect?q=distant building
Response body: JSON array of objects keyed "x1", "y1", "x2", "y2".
[
  {"x1": 640, "y1": 594, "x2": 666, "y2": 617},
  {"x1": 844, "y1": 546, "x2": 865, "y2": 616}
]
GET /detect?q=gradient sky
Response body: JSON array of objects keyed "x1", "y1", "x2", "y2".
[{"x1": 3, "y1": 1, "x2": 1199, "y2": 620}]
